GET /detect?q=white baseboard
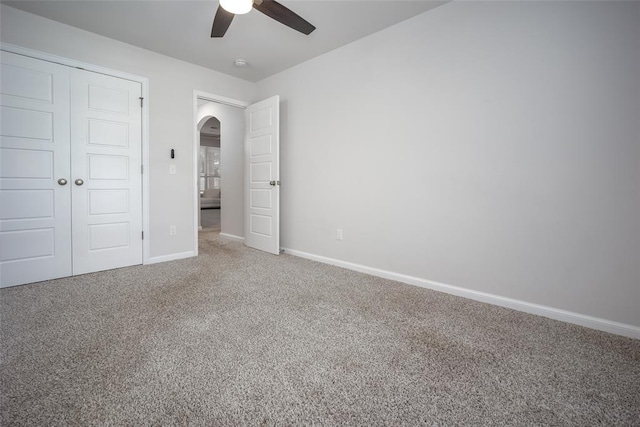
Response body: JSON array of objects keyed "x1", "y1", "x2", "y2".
[
  {"x1": 282, "y1": 248, "x2": 640, "y2": 340},
  {"x1": 219, "y1": 233, "x2": 244, "y2": 242},
  {"x1": 146, "y1": 251, "x2": 195, "y2": 264}
]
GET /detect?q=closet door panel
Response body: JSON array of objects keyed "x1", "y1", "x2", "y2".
[
  {"x1": 70, "y1": 69, "x2": 142, "y2": 275},
  {"x1": 0, "y1": 51, "x2": 72, "y2": 287}
]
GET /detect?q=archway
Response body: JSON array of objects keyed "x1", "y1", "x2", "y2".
[
  {"x1": 198, "y1": 117, "x2": 221, "y2": 231},
  {"x1": 193, "y1": 94, "x2": 246, "y2": 248}
]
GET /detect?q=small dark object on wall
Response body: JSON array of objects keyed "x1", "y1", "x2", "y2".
[{"x1": 171, "y1": 149, "x2": 175, "y2": 159}]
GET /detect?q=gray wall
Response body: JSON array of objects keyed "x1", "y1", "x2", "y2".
[
  {"x1": 3, "y1": 1, "x2": 638, "y2": 329},
  {"x1": 255, "y1": 1, "x2": 640, "y2": 327}
]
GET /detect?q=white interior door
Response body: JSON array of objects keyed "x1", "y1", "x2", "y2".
[
  {"x1": 0, "y1": 51, "x2": 72, "y2": 287},
  {"x1": 244, "y1": 96, "x2": 280, "y2": 254},
  {"x1": 70, "y1": 69, "x2": 143, "y2": 275}
]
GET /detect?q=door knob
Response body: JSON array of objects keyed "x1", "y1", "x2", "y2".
[
  {"x1": 74, "y1": 179, "x2": 84, "y2": 186},
  {"x1": 57, "y1": 178, "x2": 68, "y2": 186},
  {"x1": 269, "y1": 181, "x2": 276, "y2": 186}
]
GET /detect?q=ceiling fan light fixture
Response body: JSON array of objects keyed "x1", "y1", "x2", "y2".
[{"x1": 220, "y1": 0, "x2": 252, "y2": 15}]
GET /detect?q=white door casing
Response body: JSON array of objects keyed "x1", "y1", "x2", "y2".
[
  {"x1": 0, "y1": 51, "x2": 72, "y2": 287},
  {"x1": 70, "y1": 69, "x2": 143, "y2": 275},
  {"x1": 244, "y1": 96, "x2": 280, "y2": 254}
]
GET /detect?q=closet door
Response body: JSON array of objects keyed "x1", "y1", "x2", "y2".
[
  {"x1": 70, "y1": 69, "x2": 142, "y2": 275},
  {"x1": 0, "y1": 51, "x2": 72, "y2": 288}
]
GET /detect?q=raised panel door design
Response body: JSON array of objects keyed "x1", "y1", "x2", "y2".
[
  {"x1": 0, "y1": 148, "x2": 53, "y2": 179},
  {"x1": 250, "y1": 135, "x2": 272, "y2": 157},
  {"x1": 88, "y1": 84, "x2": 129, "y2": 114},
  {"x1": 88, "y1": 119, "x2": 129, "y2": 147},
  {"x1": 88, "y1": 189, "x2": 129, "y2": 215},
  {"x1": 88, "y1": 223, "x2": 130, "y2": 250},
  {"x1": 250, "y1": 189, "x2": 272, "y2": 210},
  {"x1": 0, "y1": 190, "x2": 54, "y2": 220},
  {"x1": 87, "y1": 154, "x2": 129, "y2": 180},
  {"x1": 250, "y1": 162, "x2": 271, "y2": 184},
  {"x1": 0, "y1": 63, "x2": 53, "y2": 102},
  {"x1": 0, "y1": 50, "x2": 72, "y2": 288},
  {"x1": 0, "y1": 51, "x2": 143, "y2": 288},
  {"x1": 0, "y1": 106, "x2": 53, "y2": 140},
  {"x1": 249, "y1": 107, "x2": 271, "y2": 132},
  {"x1": 244, "y1": 96, "x2": 279, "y2": 254},
  {"x1": 250, "y1": 214, "x2": 272, "y2": 237},
  {"x1": 70, "y1": 68, "x2": 142, "y2": 275},
  {"x1": 0, "y1": 228, "x2": 55, "y2": 261}
]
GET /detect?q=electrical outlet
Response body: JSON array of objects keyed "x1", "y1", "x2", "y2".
[
  {"x1": 170, "y1": 225, "x2": 176, "y2": 236},
  {"x1": 336, "y1": 229, "x2": 343, "y2": 240}
]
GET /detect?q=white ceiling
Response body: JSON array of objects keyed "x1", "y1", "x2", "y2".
[{"x1": 2, "y1": 0, "x2": 447, "y2": 82}]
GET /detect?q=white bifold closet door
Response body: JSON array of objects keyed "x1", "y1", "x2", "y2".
[{"x1": 0, "y1": 51, "x2": 142, "y2": 288}]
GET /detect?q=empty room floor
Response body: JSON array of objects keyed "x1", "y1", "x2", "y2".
[{"x1": 1, "y1": 231, "x2": 638, "y2": 425}]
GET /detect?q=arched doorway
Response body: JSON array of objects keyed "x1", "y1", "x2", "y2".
[
  {"x1": 194, "y1": 95, "x2": 246, "y2": 244},
  {"x1": 198, "y1": 117, "x2": 221, "y2": 231}
]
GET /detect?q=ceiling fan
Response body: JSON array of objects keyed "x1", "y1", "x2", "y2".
[{"x1": 211, "y1": 0, "x2": 316, "y2": 38}]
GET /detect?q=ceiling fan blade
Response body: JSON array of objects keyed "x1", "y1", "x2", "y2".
[
  {"x1": 253, "y1": 0, "x2": 316, "y2": 35},
  {"x1": 211, "y1": 5, "x2": 235, "y2": 38}
]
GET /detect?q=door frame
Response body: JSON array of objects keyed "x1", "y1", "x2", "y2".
[
  {"x1": 192, "y1": 90, "x2": 248, "y2": 255},
  {"x1": 1, "y1": 42, "x2": 151, "y2": 265}
]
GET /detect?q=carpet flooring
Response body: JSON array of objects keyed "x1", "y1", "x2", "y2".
[
  {"x1": 201, "y1": 208, "x2": 220, "y2": 231},
  {"x1": 1, "y1": 231, "x2": 639, "y2": 425}
]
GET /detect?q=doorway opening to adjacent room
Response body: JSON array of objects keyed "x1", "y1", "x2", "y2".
[
  {"x1": 193, "y1": 91, "x2": 281, "y2": 256},
  {"x1": 193, "y1": 91, "x2": 247, "y2": 254},
  {"x1": 198, "y1": 117, "x2": 221, "y2": 231}
]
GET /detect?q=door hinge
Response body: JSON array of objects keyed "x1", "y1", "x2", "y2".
[
  {"x1": 141, "y1": 165, "x2": 144, "y2": 174},
  {"x1": 139, "y1": 97, "x2": 144, "y2": 107},
  {"x1": 142, "y1": 231, "x2": 144, "y2": 240}
]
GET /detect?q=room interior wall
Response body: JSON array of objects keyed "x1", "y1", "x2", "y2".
[
  {"x1": 197, "y1": 101, "x2": 245, "y2": 238},
  {"x1": 255, "y1": 1, "x2": 640, "y2": 328},
  {"x1": 0, "y1": 4, "x2": 255, "y2": 261},
  {"x1": 1, "y1": 1, "x2": 637, "y2": 333}
]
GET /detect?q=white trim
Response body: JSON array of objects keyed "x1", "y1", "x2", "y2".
[
  {"x1": 219, "y1": 233, "x2": 245, "y2": 242},
  {"x1": 192, "y1": 90, "x2": 248, "y2": 257},
  {"x1": 1, "y1": 42, "x2": 146, "y2": 84},
  {"x1": 283, "y1": 247, "x2": 640, "y2": 339},
  {"x1": 141, "y1": 71, "x2": 150, "y2": 266},
  {"x1": 147, "y1": 251, "x2": 196, "y2": 265},
  {"x1": 195, "y1": 91, "x2": 249, "y2": 109},
  {"x1": 1, "y1": 42, "x2": 151, "y2": 267},
  {"x1": 192, "y1": 92, "x2": 199, "y2": 257}
]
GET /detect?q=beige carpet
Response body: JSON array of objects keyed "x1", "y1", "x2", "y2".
[{"x1": 1, "y1": 231, "x2": 639, "y2": 425}]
